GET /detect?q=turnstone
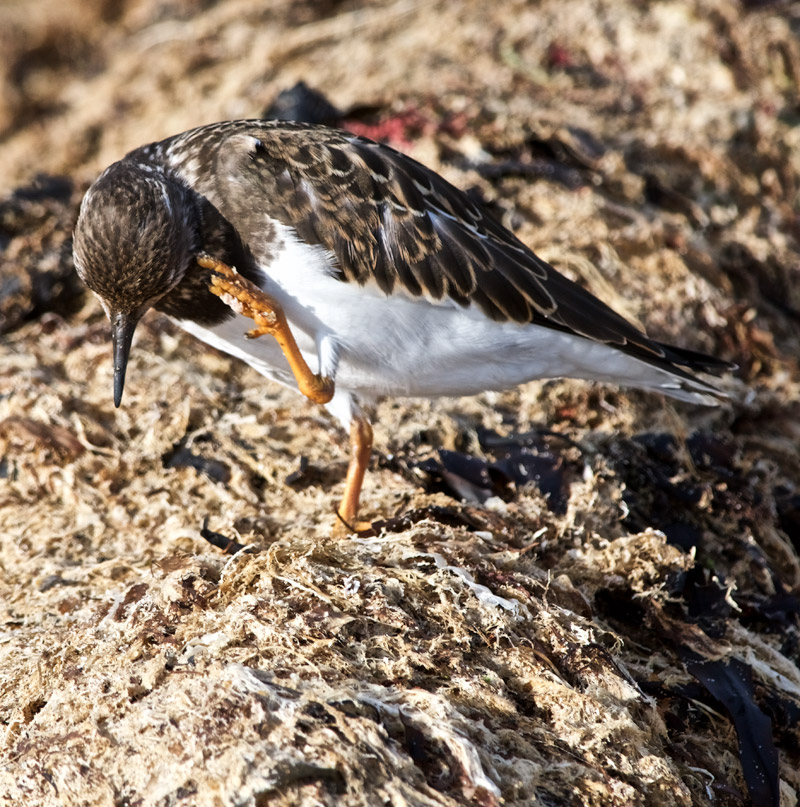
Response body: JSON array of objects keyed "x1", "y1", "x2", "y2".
[{"x1": 72, "y1": 120, "x2": 732, "y2": 529}]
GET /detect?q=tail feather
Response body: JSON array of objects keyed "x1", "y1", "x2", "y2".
[
  {"x1": 566, "y1": 335, "x2": 734, "y2": 407},
  {"x1": 658, "y1": 342, "x2": 737, "y2": 376},
  {"x1": 624, "y1": 342, "x2": 733, "y2": 406}
]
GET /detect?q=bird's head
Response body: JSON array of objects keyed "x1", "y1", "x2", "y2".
[{"x1": 73, "y1": 161, "x2": 199, "y2": 407}]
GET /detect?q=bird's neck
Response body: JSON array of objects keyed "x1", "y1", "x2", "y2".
[{"x1": 155, "y1": 194, "x2": 257, "y2": 327}]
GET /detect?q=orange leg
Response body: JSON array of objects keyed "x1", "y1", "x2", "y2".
[
  {"x1": 200, "y1": 253, "x2": 334, "y2": 405},
  {"x1": 337, "y1": 414, "x2": 373, "y2": 531},
  {"x1": 200, "y1": 253, "x2": 373, "y2": 531}
]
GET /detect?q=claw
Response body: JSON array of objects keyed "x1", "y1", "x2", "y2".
[{"x1": 202, "y1": 255, "x2": 281, "y2": 338}]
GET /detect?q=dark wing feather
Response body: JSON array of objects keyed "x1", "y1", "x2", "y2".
[{"x1": 171, "y1": 120, "x2": 731, "y2": 382}]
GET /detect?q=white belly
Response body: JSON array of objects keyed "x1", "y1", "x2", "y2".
[{"x1": 175, "y1": 225, "x2": 697, "y2": 425}]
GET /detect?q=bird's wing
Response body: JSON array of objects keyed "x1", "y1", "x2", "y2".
[{"x1": 186, "y1": 120, "x2": 730, "y2": 378}]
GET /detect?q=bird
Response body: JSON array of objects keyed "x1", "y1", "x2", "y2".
[{"x1": 72, "y1": 119, "x2": 732, "y2": 530}]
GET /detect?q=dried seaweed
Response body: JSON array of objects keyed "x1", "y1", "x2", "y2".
[{"x1": 1, "y1": 1, "x2": 799, "y2": 805}]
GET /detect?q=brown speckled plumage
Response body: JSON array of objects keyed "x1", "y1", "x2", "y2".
[
  {"x1": 132, "y1": 121, "x2": 731, "y2": 377},
  {"x1": 73, "y1": 119, "x2": 732, "y2": 412}
]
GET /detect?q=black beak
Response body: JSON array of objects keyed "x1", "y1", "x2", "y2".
[{"x1": 111, "y1": 311, "x2": 138, "y2": 408}]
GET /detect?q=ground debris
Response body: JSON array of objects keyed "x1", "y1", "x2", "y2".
[{"x1": 1, "y1": 1, "x2": 799, "y2": 805}]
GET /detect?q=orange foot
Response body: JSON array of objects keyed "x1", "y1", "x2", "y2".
[{"x1": 199, "y1": 253, "x2": 335, "y2": 405}]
